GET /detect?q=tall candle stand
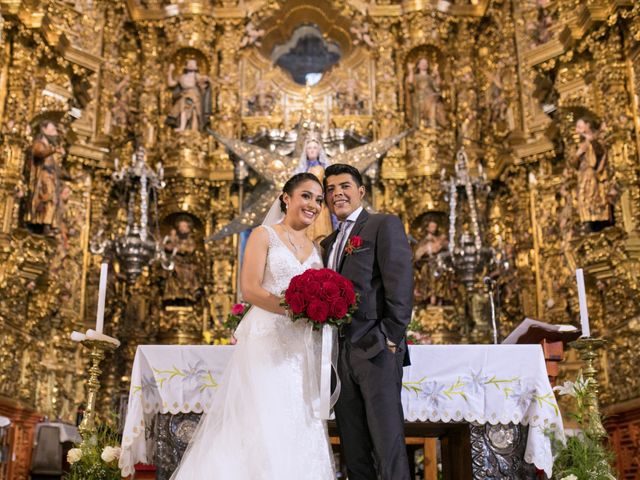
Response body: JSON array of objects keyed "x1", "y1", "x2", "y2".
[
  {"x1": 78, "y1": 339, "x2": 119, "y2": 438},
  {"x1": 569, "y1": 337, "x2": 607, "y2": 439}
]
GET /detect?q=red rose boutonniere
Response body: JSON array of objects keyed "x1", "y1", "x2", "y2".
[{"x1": 344, "y1": 235, "x2": 364, "y2": 256}]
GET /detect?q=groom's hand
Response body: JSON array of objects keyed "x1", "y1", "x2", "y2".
[{"x1": 386, "y1": 338, "x2": 397, "y2": 354}]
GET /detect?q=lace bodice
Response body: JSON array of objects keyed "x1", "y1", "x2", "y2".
[{"x1": 261, "y1": 225, "x2": 323, "y2": 296}]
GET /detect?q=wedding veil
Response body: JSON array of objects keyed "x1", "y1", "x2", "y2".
[{"x1": 261, "y1": 197, "x2": 285, "y2": 226}]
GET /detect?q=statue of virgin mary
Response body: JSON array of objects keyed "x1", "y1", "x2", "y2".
[{"x1": 296, "y1": 134, "x2": 334, "y2": 241}]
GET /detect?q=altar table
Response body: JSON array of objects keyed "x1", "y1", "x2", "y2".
[{"x1": 119, "y1": 344, "x2": 564, "y2": 478}]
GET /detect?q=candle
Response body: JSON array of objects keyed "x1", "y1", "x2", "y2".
[
  {"x1": 86, "y1": 329, "x2": 121, "y2": 347},
  {"x1": 70, "y1": 331, "x2": 86, "y2": 342},
  {"x1": 576, "y1": 268, "x2": 590, "y2": 337},
  {"x1": 96, "y1": 263, "x2": 108, "y2": 334}
]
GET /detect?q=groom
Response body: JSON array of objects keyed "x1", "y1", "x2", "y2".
[{"x1": 321, "y1": 163, "x2": 413, "y2": 480}]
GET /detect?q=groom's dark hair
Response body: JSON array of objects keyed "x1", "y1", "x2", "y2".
[
  {"x1": 324, "y1": 163, "x2": 363, "y2": 187},
  {"x1": 279, "y1": 172, "x2": 322, "y2": 212}
]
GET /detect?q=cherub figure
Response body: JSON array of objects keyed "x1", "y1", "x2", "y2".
[
  {"x1": 239, "y1": 21, "x2": 265, "y2": 48},
  {"x1": 350, "y1": 22, "x2": 374, "y2": 48}
]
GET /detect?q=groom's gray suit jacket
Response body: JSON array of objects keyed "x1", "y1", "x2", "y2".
[{"x1": 320, "y1": 209, "x2": 413, "y2": 366}]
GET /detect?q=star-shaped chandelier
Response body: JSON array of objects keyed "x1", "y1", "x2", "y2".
[{"x1": 207, "y1": 127, "x2": 409, "y2": 240}]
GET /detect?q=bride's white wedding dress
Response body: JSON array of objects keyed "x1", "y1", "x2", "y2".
[{"x1": 171, "y1": 225, "x2": 335, "y2": 480}]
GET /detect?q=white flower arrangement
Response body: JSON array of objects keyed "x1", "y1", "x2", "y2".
[
  {"x1": 67, "y1": 447, "x2": 83, "y2": 464},
  {"x1": 553, "y1": 374, "x2": 592, "y2": 398},
  {"x1": 101, "y1": 446, "x2": 121, "y2": 463}
]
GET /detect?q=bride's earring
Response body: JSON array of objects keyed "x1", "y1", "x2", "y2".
[{"x1": 285, "y1": 203, "x2": 289, "y2": 211}]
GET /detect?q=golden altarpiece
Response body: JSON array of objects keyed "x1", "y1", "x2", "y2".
[{"x1": 0, "y1": 0, "x2": 639, "y2": 478}]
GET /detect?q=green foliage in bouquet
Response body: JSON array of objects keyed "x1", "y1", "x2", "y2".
[
  {"x1": 64, "y1": 423, "x2": 122, "y2": 480},
  {"x1": 552, "y1": 373, "x2": 616, "y2": 480},
  {"x1": 224, "y1": 302, "x2": 250, "y2": 331},
  {"x1": 406, "y1": 319, "x2": 431, "y2": 345}
]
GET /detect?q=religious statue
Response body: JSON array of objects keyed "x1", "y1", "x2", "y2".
[
  {"x1": 335, "y1": 78, "x2": 364, "y2": 115},
  {"x1": 414, "y1": 220, "x2": 451, "y2": 306},
  {"x1": 296, "y1": 135, "x2": 334, "y2": 241},
  {"x1": 406, "y1": 58, "x2": 446, "y2": 129},
  {"x1": 247, "y1": 79, "x2": 276, "y2": 116},
  {"x1": 166, "y1": 59, "x2": 212, "y2": 132},
  {"x1": 526, "y1": 0, "x2": 554, "y2": 46},
  {"x1": 486, "y1": 60, "x2": 515, "y2": 133},
  {"x1": 28, "y1": 120, "x2": 65, "y2": 235},
  {"x1": 163, "y1": 217, "x2": 202, "y2": 304},
  {"x1": 377, "y1": 109, "x2": 399, "y2": 138},
  {"x1": 570, "y1": 117, "x2": 614, "y2": 228}
]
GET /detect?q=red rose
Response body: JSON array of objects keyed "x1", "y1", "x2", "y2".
[
  {"x1": 300, "y1": 270, "x2": 315, "y2": 281},
  {"x1": 350, "y1": 236, "x2": 363, "y2": 249},
  {"x1": 321, "y1": 281, "x2": 341, "y2": 301},
  {"x1": 330, "y1": 299, "x2": 349, "y2": 319},
  {"x1": 338, "y1": 278, "x2": 356, "y2": 304},
  {"x1": 287, "y1": 292, "x2": 307, "y2": 315},
  {"x1": 303, "y1": 281, "x2": 322, "y2": 301},
  {"x1": 317, "y1": 269, "x2": 334, "y2": 281},
  {"x1": 231, "y1": 303, "x2": 245, "y2": 316},
  {"x1": 306, "y1": 300, "x2": 330, "y2": 323}
]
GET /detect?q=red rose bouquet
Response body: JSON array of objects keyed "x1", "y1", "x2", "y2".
[{"x1": 282, "y1": 268, "x2": 358, "y2": 329}]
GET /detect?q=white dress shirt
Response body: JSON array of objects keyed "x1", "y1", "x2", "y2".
[{"x1": 328, "y1": 206, "x2": 363, "y2": 270}]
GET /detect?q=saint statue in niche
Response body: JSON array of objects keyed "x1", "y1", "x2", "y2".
[
  {"x1": 414, "y1": 219, "x2": 451, "y2": 306},
  {"x1": 166, "y1": 59, "x2": 212, "y2": 132},
  {"x1": 335, "y1": 78, "x2": 364, "y2": 115},
  {"x1": 27, "y1": 120, "x2": 65, "y2": 235},
  {"x1": 570, "y1": 117, "x2": 615, "y2": 230},
  {"x1": 406, "y1": 58, "x2": 446, "y2": 129},
  {"x1": 163, "y1": 216, "x2": 203, "y2": 304},
  {"x1": 247, "y1": 79, "x2": 276, "y2": 116}
]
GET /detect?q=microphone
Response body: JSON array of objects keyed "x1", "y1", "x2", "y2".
[{"x1": 484, "y1": 276, "x2": 498, "y2": 345}]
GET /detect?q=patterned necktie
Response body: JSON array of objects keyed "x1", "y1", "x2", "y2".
[{"x1": 332, "y1": 220, "x2": 351, "y2": 270}]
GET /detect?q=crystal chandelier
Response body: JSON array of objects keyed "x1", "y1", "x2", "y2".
[
  {"x1": 91, "y1": 146, "x2": 173, "y2": 283},
  {"x1": 436, "y1": 147, "x2": 507, "y2": 292}
]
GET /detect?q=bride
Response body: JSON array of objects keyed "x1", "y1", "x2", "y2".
[{"x1": 171, "y1": 172, "x2": 335, "y2": 479}]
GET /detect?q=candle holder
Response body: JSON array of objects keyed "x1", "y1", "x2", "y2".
[
  {"x1": 78, "y1": 339, "x2": 119, "y2": 438},
  {"x1": 568, "y1": 337, "x2": 607, "y2": 438}
]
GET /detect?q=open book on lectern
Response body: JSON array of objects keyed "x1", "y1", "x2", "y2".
[{"x1": 502, "y1": 318, "x2": 581, "y2": 345}]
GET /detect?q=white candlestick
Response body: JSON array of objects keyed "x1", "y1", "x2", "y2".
[
  {"x1": 576, "y1": 268, "x2": 590, "y2": 337},
  {"x1": 96, "y1": 263, "x2": 108, "y2": 334}
]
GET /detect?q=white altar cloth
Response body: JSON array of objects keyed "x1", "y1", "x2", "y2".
[{"x1": 119, "y1": 344, "x2": 563, "y2": 477}]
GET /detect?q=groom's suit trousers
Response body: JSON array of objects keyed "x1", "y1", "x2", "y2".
[{"x1": 335, "y1": 338, "x2": 410, "y2": 480}]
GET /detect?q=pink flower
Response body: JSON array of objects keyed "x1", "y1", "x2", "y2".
[{"x1": 231, "y1": 303, "x2": 245, "y2": 316}]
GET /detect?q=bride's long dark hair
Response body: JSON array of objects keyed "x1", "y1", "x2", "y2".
[{"x1": 279, "y1": 172, "x2": 323, "y2": 212}]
